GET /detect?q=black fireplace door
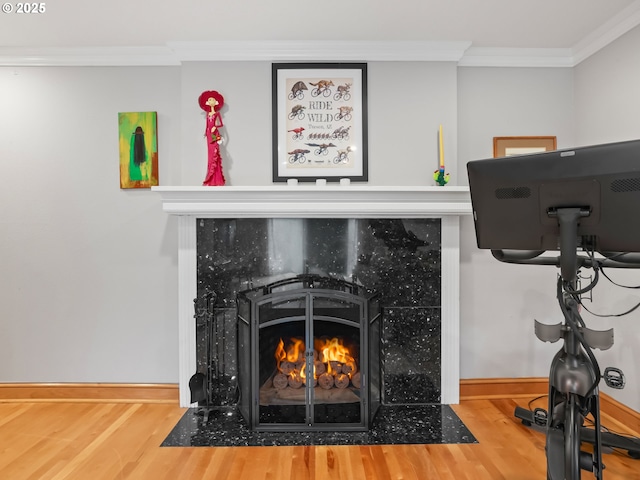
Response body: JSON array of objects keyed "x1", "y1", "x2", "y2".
[{"x1": 238, "y1": 282, "x2": 379, "y2": 432}]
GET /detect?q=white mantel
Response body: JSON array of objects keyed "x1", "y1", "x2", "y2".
[
  {"x1": 153, "y1": 185, "x2": 472, "y2": 217},
  {"x1": 153, "y1": 185, "x2": 472, "y2": 407}
]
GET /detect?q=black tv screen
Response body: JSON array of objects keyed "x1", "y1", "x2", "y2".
[{"x1": 466, "y1": 139, "x2": 640, "y2": 253}]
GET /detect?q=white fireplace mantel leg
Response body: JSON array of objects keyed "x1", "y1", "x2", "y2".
[
  {"x1": 178, "y1": 215, "x2": 197, "y2": 407},
  {"x1": 441, "y1": 215, "x2": 460, "y2": 404}
]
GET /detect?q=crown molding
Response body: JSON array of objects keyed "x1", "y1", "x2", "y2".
[
  {"x1": 0, "y1": 41, "x2": 472, "y2": 66},
  {"x1": 4, "y1": 43, "x2": 577, "y2": 68},
  {"x1": 458, "y1": 47, "x2": 575, "y2": 68},
  {"x1": 0, "y1": 46, "x2": 181, "y2": 66},
  {"x1": 168, "y1": 40, "x2": 473, "y2": 62},
  {"x1": 571, "y1": 1, "x2": 640, "y2": 65},
  {"x1": 2, "y1": 6, "x2": 640, "y2": 70}
]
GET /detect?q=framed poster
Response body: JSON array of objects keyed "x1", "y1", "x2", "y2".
[
  {"x1": 272, "y1": 63, "x2": 368, "y2": 182},
  {"x1": 493, "y1": 136, "x2": 557, "y2": 158}
]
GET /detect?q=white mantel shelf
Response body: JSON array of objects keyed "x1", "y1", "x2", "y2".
[{"x1": 152, "y1": 185, "x2": 472, "y2": 217}]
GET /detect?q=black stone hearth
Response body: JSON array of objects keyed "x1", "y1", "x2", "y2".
[{"x1": 162, "y1": 404, "x2": 477, "y2": 447}]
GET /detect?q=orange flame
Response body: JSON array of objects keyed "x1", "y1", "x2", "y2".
[
  {"x1": 315, "y1": 337, "x2": 356, "y2": 378},
  {"x1": 276, "y1": 337, "x2": 357, "y2": 380},
  {"x1": 274, "y1": 338, "x2": 286, "y2": 373},
  {"x1": 287, "y1": 337, "x2": 305, "y2": 363}
]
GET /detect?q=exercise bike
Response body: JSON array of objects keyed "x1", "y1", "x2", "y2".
[
  {"x1": 493, "y1": 209, "x2": 640, "y2": 479},
  {"x1": 466, "y1": 139, "x2": 640, "y2": 479}
]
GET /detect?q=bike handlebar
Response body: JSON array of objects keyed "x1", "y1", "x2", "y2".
[{"x1": 491, "y1": 249, "x2": 640, "y2": 269}]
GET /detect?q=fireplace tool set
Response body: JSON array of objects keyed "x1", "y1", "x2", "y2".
[{"x1": 189, "y1": 290, "x2": 236, "y2": 421}]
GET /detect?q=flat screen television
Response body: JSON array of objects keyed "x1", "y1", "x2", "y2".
[{"x1": 466, "y1": 139, "x2": 640, "y2": 254}]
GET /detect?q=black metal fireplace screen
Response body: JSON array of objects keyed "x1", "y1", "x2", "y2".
[{"x1": 237, "y1": 274, "x2": 381, "y2": 432}]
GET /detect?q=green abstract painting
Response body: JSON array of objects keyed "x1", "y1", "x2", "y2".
[{"x1": 118, "y1": 111, "x2": 159, "y2": 188}]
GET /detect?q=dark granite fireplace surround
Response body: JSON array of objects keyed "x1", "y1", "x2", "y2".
[
  {"x1": 161, "y1": 216, "x2": 476, "y2": 446},
  {"x1": 198, "y1": 217, "x2": 442, "y2": 404}
]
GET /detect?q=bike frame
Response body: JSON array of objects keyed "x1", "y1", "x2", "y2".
[
  {"x1": 544, "y1": 278, "x2": 604, "y2": 479},
  {"x1": 494, "y1": 208, "x2": 631, "y2": 479}
]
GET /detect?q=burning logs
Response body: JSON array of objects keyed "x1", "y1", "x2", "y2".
[
  {"x1": 288, "y1": 375, "x2": 303, "y2": 389},
  {"x1": 273, "y1": 373, "x2": 289, "y2": 390},
  {"x1": 280, "y1": 361, "x2": 295, "y2": 375},
  {"x1": 318, "y1": 372, "x2": 334, "y2": 390},
  {"x1": 334, "y1": 373, "x2": 350, "y2": 389},
  {"x1": 272, "y1": 337, "x2": 360, "y2": 392},
  {"x1": 351, "y1": 372, "x2": 361, "y2": 389},
  {"x1": 341, "y1": 362, "x2": 355, "y2": 376}
]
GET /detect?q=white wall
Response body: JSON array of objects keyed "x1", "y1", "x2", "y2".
[
  {"x1": 177, "y1": 61, "x2": 459, "y2": 186},
  {"x1": 179, "y1": 61, "x2": 273, "y2": 186},
  {"x1": 457, "y1": 67, "x2": 576, "y2": 175},
  {"x1": 0, "y1": 66, "x2": 181, "y2": 382},
  {"x1": 457, "y1": 53, "x2": 640, "y2": 411},
  {"x1": 457, "y1": 66, "x2": 577, "y2": 377},
  {"x1": 574, "y1": 26, "x2": 640, "y2": 147},
  {"x1": 572, "y1": 25, "x2": 640, "y2": 410},
  {"x1": 1, "y1": 43, "x2": 638, "y2": 411},
  {"x1": 0, "y1": 61, "x2": 458, "y2": 383}
]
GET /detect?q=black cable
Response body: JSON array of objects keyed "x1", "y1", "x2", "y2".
[
  {"x1": 558, "y1": 278, "x2": 601, "y2": 399},
  {"x1": 565, "y1": 248, "x2": 601, "y2": 296},
  {"x1": 578, "y1": 297, "x2": 640, "y2": 318},
  {"x1": 565, "y1": 267, "x2": 600, "y2": 295},
  {"x1": 527, "y1": 394, "x2": 547, "y2": 411},
  {"x1": 600, "y1": 266, "x2": 640, "y2": 289},
  {"x1": 565, "y1": 250, "x2": 640, "y2": 318}
]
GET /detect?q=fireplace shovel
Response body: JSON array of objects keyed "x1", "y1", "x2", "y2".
[{"x1": 189, "y1": 372, "x2": 207, "y2": 404}]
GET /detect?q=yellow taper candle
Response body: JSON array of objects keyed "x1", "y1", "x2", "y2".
[{"x1": 439, "y1": 124, "x2": 444, "y2": 168}]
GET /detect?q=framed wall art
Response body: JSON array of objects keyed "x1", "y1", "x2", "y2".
[
  {"x1": 493, "y1": 136, "x2": 557, "y2": 158},
  {"x1": 118, "y1": 111, "x2": 159, "y2": 188},
  {"x1": 272, "y1": 63, "x2": 368, "y2": 182}
]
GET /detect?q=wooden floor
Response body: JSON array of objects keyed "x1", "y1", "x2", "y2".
[{"x1": 0, "y1": 397, "x2": 638, "y2": 479}]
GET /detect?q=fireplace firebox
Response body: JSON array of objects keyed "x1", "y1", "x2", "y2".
[{"x1": 237, "y1": 275, "x2": 381, "y2": 431}]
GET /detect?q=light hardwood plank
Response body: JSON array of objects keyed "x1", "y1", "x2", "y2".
[{"x1": 0, "y1": 398, "x2": 638, "y2": 479}]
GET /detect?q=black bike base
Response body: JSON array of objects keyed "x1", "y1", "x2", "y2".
[{"x1": 514, "y1": 406, "x2": 640, "y2": 459}]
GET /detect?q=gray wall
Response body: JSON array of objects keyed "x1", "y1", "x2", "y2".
[
  {"x1": 571, "y1": 25, "x2": 640, "y2": 410},
  {"x1": 0, "y1": 66, "x2": 181, "y2": 382},
  {"x1": 1, "y1": 33, "x2": 639, "y2": 410},
  {"x1": 457, "y1": 66, "x2": 576, "y2": 382},
  {"x1": 0, "y1": 61, "x2": 457, "y2": 382},
  {"x1": 177, "y1": 61, "x2": 459, "y2": 186}
]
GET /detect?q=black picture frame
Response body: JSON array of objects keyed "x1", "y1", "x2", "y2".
[{"x1": 272, "y1": 63, "x2": 368, "y2": 183}]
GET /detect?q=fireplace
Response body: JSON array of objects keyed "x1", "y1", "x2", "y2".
[
  {"x1": 194, "y1": 214, "x2": 446, "y2": 431},
  {"x1": 152, "y1": 186, "x2": 472, "y2": 408},
  {"x1": 237, "y1": 274, "x2": 380, "y2": 431}
]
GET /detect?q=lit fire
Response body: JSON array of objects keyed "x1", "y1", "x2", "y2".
[
  {"x1": 275, "y1": 337, "x2": 303, "y2": 370},
  {"x1": 315, "y1": 337, "x2": 356, "y2": 377},
  {"x1": 274, "y1": 338, "x2": 286, "y2": 372},
  {"x1": 274, "y1": 337, "x2": 357, "y2": 382}
]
